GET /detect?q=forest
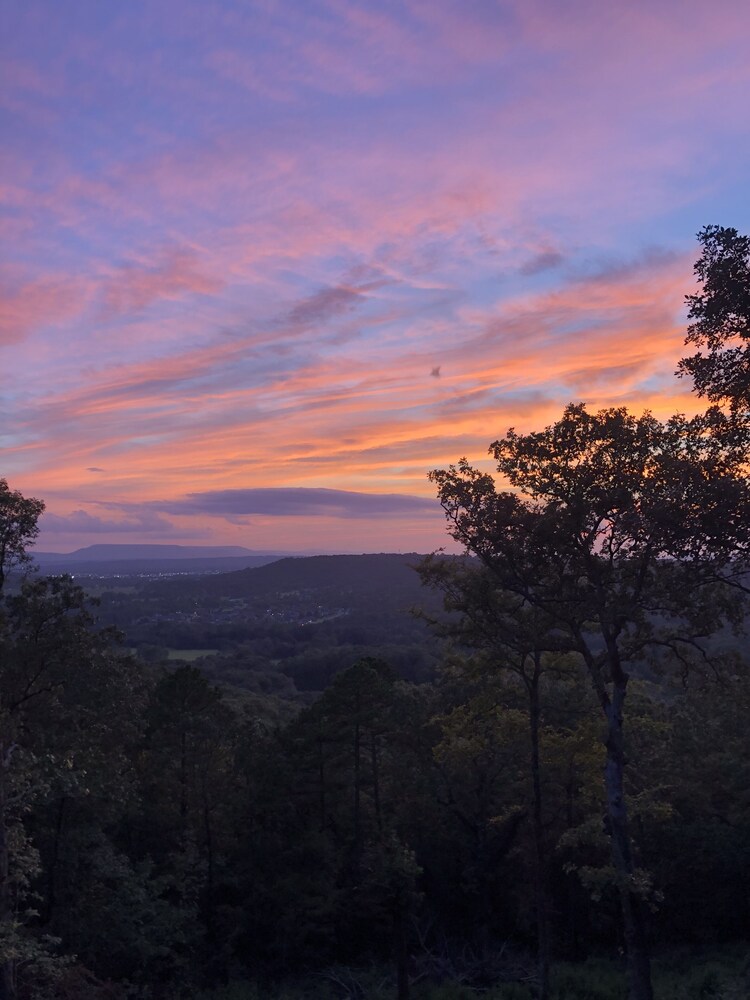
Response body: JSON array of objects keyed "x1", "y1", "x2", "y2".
[{"x1": 1, "y1": 226, "x2": 749, "y2": 1000}]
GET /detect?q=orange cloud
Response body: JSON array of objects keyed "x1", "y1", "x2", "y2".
[{"x1": 11, "y1": 242, "x2": 701, "y2": 522}]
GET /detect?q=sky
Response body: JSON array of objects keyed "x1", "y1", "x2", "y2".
[{"x1": 2, "y1": 0, "x2": 750, "y2": 554}]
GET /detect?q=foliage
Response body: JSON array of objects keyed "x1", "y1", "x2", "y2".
[
  {"x1": 428, "y1": 402, "x2": 750, "y2": 1000},
  {"x1": 0, "y1": 480, "x2": 45, "y2": 590},
  {"x1": 678, "y1": 225, "x2": 750, "y2": 410}
]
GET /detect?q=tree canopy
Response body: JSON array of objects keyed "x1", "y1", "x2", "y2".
[
  {"x1": 678, "y1": 224, "x2": 750, "y2": 410},
  {"x1": 0, "y1": 480, "x2": 44, "y2": 591},
  {"x1": 429, "y1": 401, "x2": 750, "y2": 1000}
]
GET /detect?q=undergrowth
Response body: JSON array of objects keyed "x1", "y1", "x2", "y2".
[{"x1": 194, "y1": 946, "x2": 749, "y2": 1000}]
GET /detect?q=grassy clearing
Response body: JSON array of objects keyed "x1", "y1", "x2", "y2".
[
  {"x1": 166, "y1": 648, "x2": 219, "y2": 661},
  {"x1": 125, "y1": 647, "x2": 219, "y2": 661}
]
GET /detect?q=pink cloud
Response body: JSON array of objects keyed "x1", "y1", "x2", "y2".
[
  {"x1": 4, "y1": 0, "x2": 748, "y2": 551},
  {"x1": 98, "y1": 247, "x2": 224, "y2": 317},
  {"x1": 0, "y1": 269, "x2": 87, "y2": 344},
  {"x1": 205, "y1": 0, "x2": 516, "y2": 101},
  {"x1": 41, "y1": 507, "x2": 180, "y2": 537},
  {"x1": 8, "y1": 243, "x2": 700, "y2": 518}
]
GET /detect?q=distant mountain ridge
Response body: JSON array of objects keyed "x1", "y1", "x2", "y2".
[
  {"x1": 35, "y1": 544, "x2": 277, "y2": 562},
  {"x1": 227, "y1": 553, "x2": 427, "y2": 592},
  {"x1": 31, "y1": 544, "x2": 292, "y2": 577},
  {"x1": 31, "y1": 544, "x2": 420, "y2": 579},
  {"x1": 148, "y1": 552, "x2": 450, "y2": 605}
]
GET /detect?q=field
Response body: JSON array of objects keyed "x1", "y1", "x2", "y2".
[{"x1": 166, "y1": 648, "x2": 219, "y2": 661}]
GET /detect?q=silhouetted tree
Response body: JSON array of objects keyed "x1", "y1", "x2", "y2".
[
  {"x1": 678, "y1": 225, "x2": 750, "y2": 411},
  {"x1": 430, "y1": 403, "x2": 750, "y2": 1000},
  {"x1": 0, "y1": 480, "x2": 44, "y2": 591}
]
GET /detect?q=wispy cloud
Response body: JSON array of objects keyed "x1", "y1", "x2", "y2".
[
  {"x1": 99, "y1": 247, "x2": 223, "y2": 318},
  {"x1": 519, "y1": 249, "x2": 565, "y2": 276},
  {"x1": 156, "y1": 487, "x2": 438, "y2": 519},
  {"x1": 287, "y1": 284, "x2": 368, "y2": 327},
  {"x1": 41, "y1": 508, "x2": 186, "y2": 537},
  {"x1": 0, "y1": 269, "x2": 87, "y2": 344},
  {"x1": 4, "y1": 0, "x2": 749, "y2": 549}
]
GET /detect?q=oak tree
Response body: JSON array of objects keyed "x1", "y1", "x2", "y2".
[
  {"x1": 678, "y1": 225, "x2": 750, "y2": 411},
  {"x1": 430, "y1": 403, "x2": 750, "y2": 1000},
  {"x1": 0, "y1": 481, "x2": 44, "y2": 592}
]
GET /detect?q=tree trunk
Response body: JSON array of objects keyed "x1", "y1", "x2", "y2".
[
  {"x1": 202, "y1": 786, "x2": 215, "y2": 944},
  {"x1": 604, "y1": 681, "x2": 653, "y2": 1000},
  {"x1": 564, "y1": 768, "x2": 582, "y2": 959},
  {"x1": 179, "y1": 729, "x2": 188, "y2": 853},
  {"x1": 394, "y1": 904, "x2": 410, "y2": 1000},
  {"x1": 45, "y1": 796, "x2": 66, "y2": 923},
  {"x1": 0, "y1": 748, "x2": 16, "y2": 1000},
  {"x1": 353, "y1": 716, "x2": 361, "y2": 859},
  {"x1": 371, "y1": 735, "x2": 382, "y2": 836},
  {"x1": 528, "y1": 661, "x2": 550, "y2": 1000},
  {"x1": 317, "y1": 731, "x2": 326, "y2": 832}
]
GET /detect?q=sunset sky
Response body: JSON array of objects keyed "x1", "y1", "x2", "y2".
[{"x1": 3, "y1": 0, "x2": 750, "y2": 553}]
